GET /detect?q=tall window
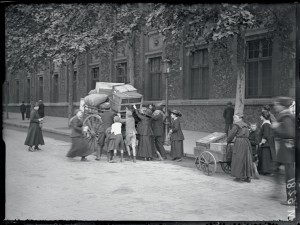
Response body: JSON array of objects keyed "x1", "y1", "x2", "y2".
[
  {"x1": 38, "y1": 77, "x2": 43, "y2": 101},
  {"x1": 246, "y1": 39, "x2": 273, "y2": 98},
  {"x1": 73, "y1": 71, "x2": 77, "y2": 102},
  {"x1": 190, "y1": 49, "x2": 209, "y2": 99},
  {"x1": 53, "y1": 74, "x2": 59, "y2": 102},
  {"x1": 91, "y1": 67, "x2": 99, "y2": 90},
  {"x1": 15, "y1": 80, "x2": 20, "y2": 103},
  {"x1": 116, "y1": 63, "x2": 127, "y2": 83},
  {"x1": 149, "y1": 57, "x2": 162, "y2": 100},
  {"x1": 26, "y1": 79, "x2": 30, "y2": 103}
]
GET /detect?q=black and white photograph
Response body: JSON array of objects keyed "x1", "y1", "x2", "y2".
[{"x1": 3, "y1": 2, "x2": 299, "y2": 222}]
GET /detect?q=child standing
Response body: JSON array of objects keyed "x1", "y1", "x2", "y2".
[
  {"x1": 169, "y1": 109, "x2": 184, "y2": 162},
  {"x1": 248, "y1": 123, "x2": 260, "y2": 179},
  {"x1": 110, "y1": 116, "x2": 125, "y2": 163},
  {"x1": 118, "y1": 108, "x2": 137, "y2": 163}
]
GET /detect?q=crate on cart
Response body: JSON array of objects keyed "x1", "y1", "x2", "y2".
[{"x1": 109, "y1": 91, "x2": 143, "y2": 113}]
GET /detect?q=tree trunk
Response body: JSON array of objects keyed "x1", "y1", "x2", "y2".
[
  {"x1": 67, "y1": 60, "x2": 75, "y2": 127},
  {"x1": 127, "y1": 33, "x2": 135, "y2": 86},
  {"x1": 234, "y1": 32, "x2": 246, "y2": 115}
]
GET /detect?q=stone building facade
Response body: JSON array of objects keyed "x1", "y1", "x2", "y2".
[{"x1": 5, "y1": 25, "x2": 296, "y2": 133}]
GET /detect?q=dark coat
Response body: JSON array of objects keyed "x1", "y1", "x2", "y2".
[
  {"x1": 248, "y1": 129, "x2": 260, "y2": 157},
  {"x1": 26, "y1": 104, "x2": 31, "y2": 118},
  {"x1": 99, "y1": 110, "x2": 116, "y2": 133},
  {"x1": 135, "y1": 109, "x2": 154, "y2": 136},
  {"x1": 66, "y1": 116, "x2": 93, "y2": 158},
  {"x1": 170, "y1": 118, "x2": 184, "y2": 141},
  {"x1": 20, "y1": 103, "x2": 26, "y2": 113},
  {"x1": 273, "y1": 110, "x2": 295, "y2": 164},
  {"x1": 223, "y1": 106, "x2": 234, "y2": 124},
  {"x1": 38, "y1": 103, "x2": 45, "y2": 118},
  {"x1": 24, "y1": 109, "x2": 44, "y2": 146},
  {"x1": 152, "y1": 110, "x2": 165, "y2": 137},
  {"x1": 70, "y1": 116, "x2": 84, "y2": 138},
  {"x1": 227, "y1": 121, "x2": 253, "y2": 179},
  {"x1": 259, "y1": 122, "x2": 276, "y2": 161}
]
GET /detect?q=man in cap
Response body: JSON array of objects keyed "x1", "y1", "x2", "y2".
[
  {"x1": 152, "y1": 105, "x2": 167, "y2": 160},
  {"x1": 20, "y1": 101, "x2": 26, "y2": 120},
  {"x1": 271, "y1": 96, "x2": 295, "y2": 206},
  {"x1": 223, "y1": 101, "x2": 234, "y2": 136}
]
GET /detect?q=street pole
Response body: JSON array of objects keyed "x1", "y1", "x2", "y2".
[
  {"x1": 164, "y1": 73, "x2": 169, "y2": 145},
  {"x1": 6, "y1": 81, "x2": 9, "y2": 119}
]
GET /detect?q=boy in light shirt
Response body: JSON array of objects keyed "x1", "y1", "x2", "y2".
[{"x1": 110, "y1": 116, "x2": 125, "y2": 163}]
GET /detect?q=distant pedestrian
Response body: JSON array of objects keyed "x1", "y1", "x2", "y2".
[
  {"x1": 223, "y1": 101, "x2": 234, "y2": 136},
  {"x1": 26, "y1": 102, "x2": 31, "y2": 120},
  {"x1": 66, "y1": 109, "x2": 93, "y2": 161},
  {"x1": 271, "y1": 96, "x2": 295, "y2": 206},
  {"x1": 152, "y1": 105, "x2": 167, "y2": 160},
  {"x1": 24, "y1": 102, "x2": 44, "y2": 152},
  {"x1": 109, "y1": 116, "x2": 125, "y2": 163},
  {"x1": 262, "y1": 105, "x2": 276, "y2": 123},
  {"x1": 257, "y1": 111, "x2": 276, "y2": 175},
  {"x1": 20, "y1": 101, "x2": 26, "y2": 120},
  {"x1": 227, "y1": 113, "x2": 253, "y2": 183},
  {"x1": 119, "y1": 108, "x2": 137, "y2": 163},
  {"x1": 248, "y1": 123, "x2": 260, "y2": 179},
  {"x1": 169, "y1": 109, "x2": 184, "y2": 162},
  {"x1": 38, "y1": 100, "x2": 45, "y2": 118},
  {"x1": 133, "y1": 105, "x2": 155, "y2": 161}
]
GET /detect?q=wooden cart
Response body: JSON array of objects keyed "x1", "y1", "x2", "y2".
[{"x1": 194, "y1": 143, "x2": 233, "y2": 176}]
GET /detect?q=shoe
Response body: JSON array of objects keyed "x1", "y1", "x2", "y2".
[
  {"x1": 233, "y1": 178, "x2": 243, "y2": 182},
  {"x1": 172, "y1": 158, "x2": 177, "y2": 161},
  {"x1": 81, "y1": 157, "x2": 88, "y2": 161},
  {"x1": 34, "y1": 147, "x2": 42, "y2": 151},
  {"x1": 28, "y1": 147, "x2": 35, "y2": 152},
  {"x1": 244, "y1": 178, "x2": 251, "y2": 183},
  {"x1": 95, "y1": 158, "x2": 100, "y2": 161},
  {"x1": 109, "y1": 159, "x2": 116, "y2": 163},
  {"x1": 176, "y1": 158, "x2": 182, "y2": 162}
]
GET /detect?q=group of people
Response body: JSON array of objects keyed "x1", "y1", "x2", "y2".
[
  {"x1": 225, "y1": 97, "x2": 295, "y2": 206},
  {"x1": 65, "y1": 102, "x2": 185, "y2": 163}
]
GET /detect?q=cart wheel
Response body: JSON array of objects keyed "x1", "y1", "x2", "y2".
[
  {"x1": 199, "y1": 151, "x2": 217, "y2": 176},
  {"x1": 195, "y1": 156, "x2": 201, "y2": 170},
  {"x1": 220, "y1": 161, "x2": 231, "y2": 175},
  {"x1": 83, "y1": 114, "x2": 103, "y2": 152}
]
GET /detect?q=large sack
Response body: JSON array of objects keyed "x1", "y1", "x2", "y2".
[
  {"x1": 88, "y1": 89, "x2": 97, "y2": 95},
  {"x1": 84, "y1": 94, "x2": 108, "y2": 107}
]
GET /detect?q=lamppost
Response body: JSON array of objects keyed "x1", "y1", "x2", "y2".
[
  {"x1": 162, "y1": 58, "x2": 172, "y2": 145},
  {"x1": 5, "y1": 80, "x2": 9, "y2": 119}
]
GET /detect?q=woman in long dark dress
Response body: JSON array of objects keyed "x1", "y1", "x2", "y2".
[
  {"x1": 24, "y1": 102, "x2": 44, "y2": 152},
  {"x1": 258, "y1": 111, "x2": 276, "y2": 175},
  {"x1": 227, "y1": 114, "x2": 253, "y2": 183},
  {"x1": 133, "y1": 105, "x2": 155, "y2": 161},
  {"x1": 169, "y1": 109, "x2": 184, "y2": 162},
  {"x1": 66, "y1": 109, "x2": 93, "y2": 161}
]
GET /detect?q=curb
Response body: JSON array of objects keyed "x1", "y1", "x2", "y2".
[{"x1": 4, "y1": 121, "x2": 70, "y2": 137}]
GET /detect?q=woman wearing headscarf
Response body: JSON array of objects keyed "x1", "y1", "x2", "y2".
[
  {"x1": 133, "y1": 104, "x2": 155, "y2": 161},
  {"x1": 227, "y1": 113, "x2": 253, "y2": 182},
  {"x1": 66, "y1": 109, "x2": 93, "y2": 161},
  {"x1": 24, "y1": 102, "x2": 45, "y2": 152},
  {"x1": 169, "y1": 109, "x2": 184, "y2": 162},
  {"x1": 257, "y1": 111, "x2": 276, "y2": 175}
]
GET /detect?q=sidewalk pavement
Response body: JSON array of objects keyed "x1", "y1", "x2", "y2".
[{"x1": 3, "y1": 112, "x2": 210, "y2": 157}]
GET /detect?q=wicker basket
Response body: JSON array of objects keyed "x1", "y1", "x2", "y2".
[{"x1": 109, "y1": 91, "x2": 143, "y2": 113}]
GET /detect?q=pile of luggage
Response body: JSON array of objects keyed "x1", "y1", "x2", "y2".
[{"x1": 81, "y1": 82, "x2": 143, "y2": 114}]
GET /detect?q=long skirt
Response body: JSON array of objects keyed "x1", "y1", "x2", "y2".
[
  {"x1": 170, "y1": 140, "x2": 184, "y2": 159},
  {"x1": 66, "y1": 136, "x2": 93, "y2": 158},
  {"x1": 137, "y1": 135, "x2": 155, "y2": 158},
  {"x1": 231, "y1": 138, "x2": 253, "y2": 179},
  {"x1": 24, "y1": 123, "x2": 44, "y2": 147},
  {"x1": 258, "y1": 146, "x2": 274, "y2": 174}
]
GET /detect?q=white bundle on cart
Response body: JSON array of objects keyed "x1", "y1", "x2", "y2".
[{"x1": 84, "y1": 94, "x2": 108, "y2": 108}]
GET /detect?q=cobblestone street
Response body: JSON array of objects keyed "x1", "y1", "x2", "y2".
[{"x1": 4, "y1": 127, "x2": 295, "y2": 221}]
